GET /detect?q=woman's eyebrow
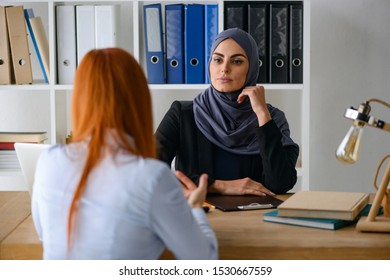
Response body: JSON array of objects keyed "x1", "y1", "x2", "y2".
[{"x1": 212, "y1": 52, "x2": 247, "y2": 58}]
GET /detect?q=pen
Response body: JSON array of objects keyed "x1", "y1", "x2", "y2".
[
  {"x1": 237, "y1": 203, "x2": 274, "y2": 210},
  {"x1": 202, "y1": 202, "x2": 216, "y2": 209}
]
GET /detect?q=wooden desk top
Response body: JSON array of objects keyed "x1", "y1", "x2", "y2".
[
  {"x1": 206, "y1": 196, "x2": 390, "y2": 259},
  {"x1": 0, "y1": 191, "x2": 41, "y2": 260},
  {"x1": 1, "y1": 192, "x2": 390, "y2": 260}
]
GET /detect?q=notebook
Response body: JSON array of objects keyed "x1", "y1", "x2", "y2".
[
  {"x1": 277, "y1": 191, "x2": 369, "y2": 220},
  {"x1": 14, "y1": 142, "x2": 51, "y2": 196},
  {"x1": 263, "y1": 204, "x2": 383, "y2": 230},
  {"x1": 206, "y1": 193, "x2": 284, "y2": 211}
]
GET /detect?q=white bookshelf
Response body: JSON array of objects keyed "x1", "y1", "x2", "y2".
[{"x1": 0, "y1": 0, "x2": 310, "y2": 192}]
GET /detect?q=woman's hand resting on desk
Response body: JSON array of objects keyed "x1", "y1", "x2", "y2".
[
  {"x1": 175, "y1": 171, "x2": 208, "y2": 208},
  {"x1": 209, "y1": 178, "x2": 275, "y2": 196}
]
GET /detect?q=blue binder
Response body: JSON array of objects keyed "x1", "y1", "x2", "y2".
[
  {"x1": 165, "y1": 4, "x2": 184, "y2": 84},
  {"x1": 143, "y1": 4, "x2": 165, "y2": 84},
  {"x1": 184, "y1": 4, "x2": 204, "y2": 84},
  {"x1": 204, "y1": 4, "x2": 218, "y2": 84},
  {"x1": 24, "y1": 9, "x2": 48, "y2": 83}
]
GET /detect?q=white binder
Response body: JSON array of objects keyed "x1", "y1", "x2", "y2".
[
  {"x1": 76, "y1": 5, "x2": 95, "y2": 65},
  {"x1": 56, "y1": 5, "x2": 76, "y2": 84},
  {"x1": 30, "y1": 16, "x2": 50, "y2": 82},
  {"x1": 95, "y1": 5, "x2": 119, "y2": 49}
]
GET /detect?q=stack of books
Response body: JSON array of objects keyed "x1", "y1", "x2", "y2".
[
  {"x1": 0, "y1": 132, "x2": 47, "y2": 171},
  {"x1": 263, "y1": 191, "x2": 377, "y2": 230}
]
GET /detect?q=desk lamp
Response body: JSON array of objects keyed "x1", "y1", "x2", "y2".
[{"x1": 336, "y1": 98, "x2": 390, "y2": 232}]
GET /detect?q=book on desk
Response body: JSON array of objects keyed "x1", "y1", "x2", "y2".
[
  {"x1": 276, "y1": 191, "x2": 369, "y2": 220},
  {"x1": 263, "y1": 204, "x2": 382, "y2": 230}
]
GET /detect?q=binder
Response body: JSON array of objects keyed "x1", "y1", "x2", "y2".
[
  {"x1": 95, "y1": 5, "x2": 118, "y2": 49},
  {"x1": 143, "y1": 4, "x2": 165, "y2": 84},
  {"x1": 29, "y1": 14, "x2": 50, "y2": 84},
  {"x1": 204, "y1": 4, "x2": 218, "y2": 84},
  {"x1": 56, "y1": 5, "x2": 77, "y2": 84},
  {"x1": 5, "y1": 6, "x2": 33, "y2": 84},
  {"x1": 224, "y1": 2, "x2": 247, "y2": 31},
  {"x1": 165, "y1": 4, "x2": 184, "y2": 84},
  {"x1": 289, "y1": 3, "x2": 303, "y2": 84},
  {"x1": 248, "y1": 3, "x2": 268, "y2": 84},
  {"x1": 0, "y1": 6, "x2": 12, "y2": 85},
  {"x1": 76, "y1": 5, "x2": 95, "y2": 65},
  {"x1": 24, "y1": 8, "x2": 49, "y2": 83},
  {"x1": 269, "y1": 4, "x2": 289, "y2": 83},
  {"x1": 184, "y1": 4, "x2": 204, "y2": 84}
]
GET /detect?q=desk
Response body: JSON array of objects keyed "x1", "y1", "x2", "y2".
[
  {"x1": 0, "y1": 191, "x2": 41, "y2": 260},
  {"x1": 1, "y1": 192, "x2": 390, "y2": 260}
]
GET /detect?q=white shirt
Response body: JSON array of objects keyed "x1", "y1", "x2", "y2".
[{"x1": 32, "y1": 141, "x2": 218, "y2": 259}]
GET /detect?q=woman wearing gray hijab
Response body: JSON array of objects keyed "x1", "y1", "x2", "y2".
[{"x1": 156, "y1": 28, "x2": 299, "y2": 196}]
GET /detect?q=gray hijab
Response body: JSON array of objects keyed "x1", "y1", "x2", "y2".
[{"x1": 193, "y1": 28, "x2": 294, "y2": 155}]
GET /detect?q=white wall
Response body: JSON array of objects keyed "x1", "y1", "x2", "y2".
[{"x1": 310, "y1": 0, "x2": 390, "y2": 192}]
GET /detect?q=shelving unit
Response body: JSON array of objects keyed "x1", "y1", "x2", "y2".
[{"x1": 0, "y1": 0, "x2": 310, "y2": 192}]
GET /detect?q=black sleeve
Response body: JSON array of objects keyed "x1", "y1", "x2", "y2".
[
  {"x1": 155, "y1": 101, "x2": 216, "y2": 187},
  {"x1": 155, "y1": 101, "x2": 181, "y2": 167},
  {"x1": 256, "y1": 120, "x2": 299, "y2": 194}
]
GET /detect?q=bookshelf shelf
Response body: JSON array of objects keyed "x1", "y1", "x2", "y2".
[{"x1": 0, "y1": 0, "x2": 310, "y2": 192}]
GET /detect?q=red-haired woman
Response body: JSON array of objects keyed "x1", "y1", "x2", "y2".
[{"x1": 31, "y1": 48, "x2": 218, "y2": 260}]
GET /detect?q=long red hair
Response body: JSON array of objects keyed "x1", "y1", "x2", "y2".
[{"x1": 68, "y1": 48, "x2": 156, "y2": 248}]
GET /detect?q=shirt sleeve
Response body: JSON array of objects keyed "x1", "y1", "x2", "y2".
[
  {"x1": 256, "y1": 119, "x2": 299, "y2": 194},
  {"x1": 148, "y1": 165, "x2": 218, "y2": 260},
  {"x1": 155, "y1": 101, "x2": 181, "y2": 167}
]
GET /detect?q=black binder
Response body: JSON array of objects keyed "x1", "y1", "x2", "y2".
[
  {"x1": 248, "y1": 3, "x2": 268, "y2": 84},
  {"x1": 289, "y1": 3, "x2": 303, "y2": 83},
  {"x1": 269, "y1": 3, "x2": 289, "y2": 83},
  {"x1": 224, "y1": 2, "x2": 247, "y2": 31}
]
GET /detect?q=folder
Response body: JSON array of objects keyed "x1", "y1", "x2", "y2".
[
  {"x1": 223, "y1": 2, "x2": 247, "y2": 31},
  {"x1": 5, "y1": 6, "x2": 33, "y2": 84},
  {"x1": 95, "y1": 5, "x2": 118, "y2": 49},
  {"x1": 165, "y1": 4, "x2": 184, "y2": 84},
  {"x1": 143, "y1": 4, "x2": 165, "y2": 84},
  {"x1": 289, "y1": 3, "x2": 303, "y2": 84},
  {"x1": 56, "y1": 5, "x2": 77, "y2": 84},
  {"x1": 204, "y1": 4, "x2": 218, "y2": 84},
  {"x1": 206, "y1": 193, "x2": 283, "y2": 212},
  {"x1": 184, "y1": 4, "x2": 204, "y2": 84},
  {"x1": 269, "y1": 4, "x2": 289, "y2": 83},
  {"x1": 24, "y1": 8, "x2": 50, "y2": 83},
  {"x1": 76, "y1": 5, "x2": 95, "y2": 65},
  {"x1": 248, "y1": 3, "x2": 268, "y2": 84},
  {"x1": 0, "y1": 6, "x2": 12, "y2": 85}
]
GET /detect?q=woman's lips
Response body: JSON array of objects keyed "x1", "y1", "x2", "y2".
[{"x1": 218, "y1": 77, "x2": 232, "y2": 83}]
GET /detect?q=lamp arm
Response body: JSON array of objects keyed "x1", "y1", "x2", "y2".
[
  {"x1": 344, "y1": 107, "x2": 390, "y2": 132},
  {"x1": 366, "y1": 98, "x2": 390, "y2": 108},
  {"x1": 367, "y1": 115, "x2": 390, "y2": 132},
  {"x1": 366, "y1": 157, "x2": 390, "y2": 221}
]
